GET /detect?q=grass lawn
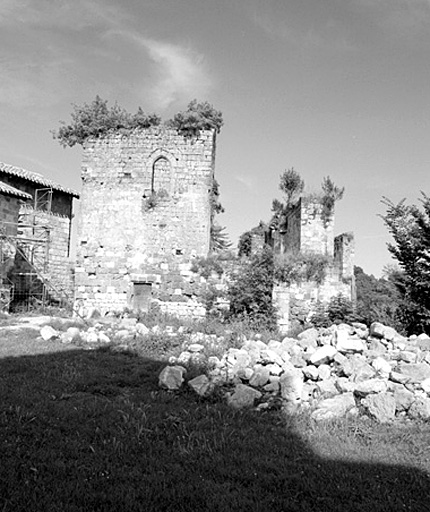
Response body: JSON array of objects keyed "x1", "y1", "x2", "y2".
[{"x1": 0, "y1": 324, "x2": 429, "y2": 511}]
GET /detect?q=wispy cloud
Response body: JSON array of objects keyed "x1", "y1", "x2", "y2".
[
  {"x1": 0, "y1": 1, "x2": 213, "y2": 112},
  {"x1": 138, "y1": 38, "x2": 213, "y2": 109}
]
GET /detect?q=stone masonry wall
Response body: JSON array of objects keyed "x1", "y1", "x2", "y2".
[
  {"x1": 299, "y1": 197, "x2": 334, "y2": 257},
  {"x1": 74, "y1": 128, "x2": 216, "y2": 314}
]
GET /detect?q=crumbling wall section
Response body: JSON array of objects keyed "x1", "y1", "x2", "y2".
[
  {"x1": 299, "y1": 197, "x2": 334, "y2": 256},
  {"x1": 74, "y1": 128, "x2": 216, "y2": 314}
]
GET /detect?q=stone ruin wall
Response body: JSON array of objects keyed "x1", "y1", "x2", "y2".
[
  {"x1": 272, "y1": 197, "x2": 355, "y2": 333},
  {"x1": 74, "y1": 128, "x2": 216, "y2": 316}
]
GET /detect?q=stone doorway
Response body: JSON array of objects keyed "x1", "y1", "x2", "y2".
[{"x1": 131, "y1": 282, "x2": 152, "y2": 312}]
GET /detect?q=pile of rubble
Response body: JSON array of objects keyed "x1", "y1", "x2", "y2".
[
  {"x1": 160, "y1": 322, "x2": 430, "y2": 423},
  {"x1": 25, "y1": 315, "x2": 430, "y2": 423}
]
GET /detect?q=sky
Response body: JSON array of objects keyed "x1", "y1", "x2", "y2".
[{"x1": 1, "y1": 0, "x2": 430, "y2": 277}]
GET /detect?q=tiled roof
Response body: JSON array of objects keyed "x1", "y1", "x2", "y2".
[
  {"x1": 0, "y1": 162, "x2": 80, "y2": 198},
  {"x1": 0, "y1": 180, "x2": 32, "y2": 200}
]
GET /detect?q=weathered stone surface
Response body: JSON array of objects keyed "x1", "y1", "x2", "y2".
[
  {"x1": 354, "y1": 378, "x2": 388, "y2": 396},
  {"x1": 416, "y1": 337, "x2": 430, "y2": 351},
  {"x1": 188, "y1": 375, "x2": 210, "y2": 396},
  {"x1": 397, "y1": 362, "x2": 430, "y2": 383},
  {"x1": 159, "y1": 366, "x2": 186, "y2": 390},
  {"x1": 309, "y1": 345, "x2": 337, "y2": 366},
  {"x1": 408, "y1": 397, "x2": 430, "y2": 420},
  {"x1": 392, "y1": 385, "x2": 414, "y2": 412},
  {"x1": 336, "y1": 331, "x2": 366, "y2": 354},
  {"x1": 302, "y1": 365, "x2": 319, "y2": 381},
  {"x1": 372, "y1": 357, "x2": 392, "y2": 378},
  {"x1": 317, "y1": 364, "x2": 331, "y2": 381},
  {"x1": 40, "y1": 325, "x2": 59, "y2": 341},
  {"x1": 249, "y1": 365, "x2": 270, "y2": 387},
  {"x1": 311, "y1": 392, "x2": 356, "y2": 421},
  {"x1": 227, "y1": 384, "x2": 262, "y2": 409},
  {"x1": 280, "y1": 370, "x2": 304, "y2": 403},
  {"x1": 362, "y1": 393, "x2": 396, "y2": 423},
  {"x1": 60, "y1": 327, "x2": 81, "y2": 344},
  {"x1": 421, "y1": 378, "x2": 430, "y2": 394}
]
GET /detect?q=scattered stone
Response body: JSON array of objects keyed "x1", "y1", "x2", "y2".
[
  {"x1": 40, "y1": 325, "x2": 59, "y2": 341},
  {"x1": 408, "y1": 397, "x2": 430, "y2": 420},
  {"x1": 280, "y1": 370, "x2": 303, "y2": 403},
  {"x1": 354, "y1": 379, "x2": 388, "y2": 396},
  {"x1": 188, "y1": 375, "x2": 211, "y2": 396},
  {"x1": 362, "y1": 393, "x2": 396, "y2": 423},
  {"x1": 311, "y1": 392, "x2": 356, "y2": 421},
  {"x1": 159, "y1": 366, "x2": 186, "y2": 390},
  {"x1": 227, "y1": 384, "x2": 262, "y2": 409},
  {"x1": 397, "y1": 362, "x2": 430, "y2": 383},
  {"x1": 309, "y1": 345, "x2": 337, "y2": 366}
]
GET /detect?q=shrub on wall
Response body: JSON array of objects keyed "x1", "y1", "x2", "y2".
[
  {"x1": 274, "y1": 252, "x2": 331, "y2": 285},
  {"x1": 167, "y1": 100, "x2": 223, "y2": 136},
  {"x1": 53, "y1": 97, "x2": 223, "y2": 147},
  {"x1": 52, "y1": 96, "x2": 161, "y2": 147}
]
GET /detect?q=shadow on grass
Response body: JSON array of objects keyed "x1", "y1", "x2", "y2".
[{"x1": 0, "y1": 347, "x2": 429, "y2": 512}]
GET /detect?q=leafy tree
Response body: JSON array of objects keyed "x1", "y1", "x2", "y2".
[
  {"x1": 210, "y1": 223, "x2": 232, "y2": 252},
  {"x1": 381, "y1": 194, "x2": 430, "y2": 334},
  {"x1": 354, "y1": 266, "x2": 401, "y2": 328},
  {"x1": 279, "y1": 168, "x2": 305, "y2": 207},
  {"x1": 228, "y1": 246, "x2": 277, "y2": 330},
  {"x1": 238, "y1": 223, "x2": 267, "y2": 258},
  {"x1": 52, "y1": 96, "x2": 161, "y2": 147},
  {"x1": 167, "y1": 99, "x2": 223, "y2": 136},
  {"x1": 321, "y1": 176, "x2": 344, "y2": 225},
  {"x1": 270, "y1": 168, "x2": 304, "y2": 230}
]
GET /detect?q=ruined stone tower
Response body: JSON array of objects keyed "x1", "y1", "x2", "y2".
[{"x1": 74, "y1": 128, "x2": 216, "y2": 315}]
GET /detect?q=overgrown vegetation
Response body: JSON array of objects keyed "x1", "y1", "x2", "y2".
[
  {"x1": 271, "y1": 169, "x2": 344, "y2": 230},
  {"x1": 52, "y1": 97, "x2": 223, "y2": 147},
  {"x1": 52, "y1": 96, "x2": 161, "y2": 147},
  {"x1": 310, "y1": 294, "x2": 356, "y2": 327},
  {"x1": 274, "y1": 252, "x2": 331, "y2": 285},
  {"x1": 228, "y1": 247, "x2": 277, "y2": 330},
  {"x1": 381, "y1": 194, "x2": 430, "y2": 334},
  {"x1": 166, "y1": 99, "x2": 224, "y2": 136},
  {"x1": 209, "y1": 178, "x2": 231, "y2": 253}
]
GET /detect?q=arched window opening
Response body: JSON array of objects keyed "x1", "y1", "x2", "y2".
[{"x1": 152, "y1": 157, "x2": 171, "y2": 194}]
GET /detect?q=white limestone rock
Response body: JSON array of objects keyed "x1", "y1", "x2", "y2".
[
  {"x1": 311, "y1": 392, "x2": 356, "y2": 421},
  {"x1": 309, "y1": 345, "x2": 337, "y2": 366},
  {"x1": 362, "y1": 392, "x2": 396, "y2": 423},
  {"x1": 159, "y1": 365, "x2": 186, "y2": 390},
  {"x1": 40, "y1": 325, "x2": 59, "y2": 341},
  {"x1": 227, "y1": 384, "x2": 262, "y2": 409},
  {"x1": 280, "y1": 370, "x2": 304, "y2": 403},
  {"x1": 354, "y1": 378, "x2": 388, "y2": 396},
  {"x1": 188, "y1": 375, "x2": 211, "y2": 396}
]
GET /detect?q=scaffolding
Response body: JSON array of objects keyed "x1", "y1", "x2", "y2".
[{"x1": 0, "y1": 187, "x2": 72, "y2": 312}]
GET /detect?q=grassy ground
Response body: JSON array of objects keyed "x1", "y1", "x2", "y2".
[{"x1": 0, "y1": 322, "x2": 429, "y2": 511}]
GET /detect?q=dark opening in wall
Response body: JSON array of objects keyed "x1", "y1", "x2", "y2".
[{"x1": 131, "y1": 282, "x2": 152, "y2": 312}]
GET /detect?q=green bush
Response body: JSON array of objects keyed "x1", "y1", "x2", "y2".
[
  {"x1": 228, "y1": 247, "x2": 277, "y2": 331},
  {"x1": 52, "y1": 96, "x2": 161, "y2": 147},
  {"x1": 310, "y1": 294, "x2": 356, "y2": 327},
  {"x1": 167, "y1": 99, "x2": 223, "y2": 136},
  {"x1": 274, "y1": 252, "x2": 331, "y2": 285}
]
